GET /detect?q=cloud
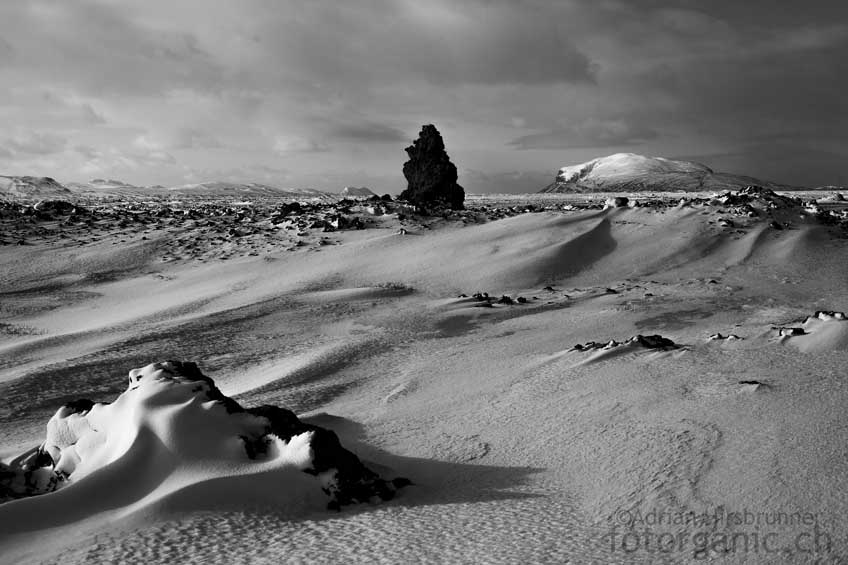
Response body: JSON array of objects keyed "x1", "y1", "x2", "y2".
[
  {"x1": 272, "y1": 135, "x2": 330, "y2": 155},
  {"x1": 675, "y1": 144, "x2": 848, "y2": 188},
  {"x1": 509, "y1": 119, "x2": 659, "y2": 150},
  {"x1": 1, "y1": 131, "x2": 67, "y2": 156},
  {"x1": 0, "y1": 2, "x2": 224, "y2": 96},
  {"x1": 332, "y1": 122, "x2": 408, "y2": 143},
  {"x1": 174, "y1": 128, "x2": 222, "y2": 149},
  {"x1": 77, "y1": 144, "x2": 176, "y2": 178},
  {"x1": 133, "y1": 129, "x2": 222, "y2": 151},
  {"x1": 185, "y1": 0, "x2": 595, "y2": 91},
  {"x1": 394, "y1": 1, "x2": 596, "y2": 85},
  {"x1": 1, "y1": 1, "x2": 847, "y2": 189},
  {"x1": 79, "y1": 103, "x2": 106, "y2": 125},
  {"x1": 0, "y1": 36, "x2": 13, "y2": 62},
  {"x1": 182, "y1": 164, "x2": 290, "y2": 185},
  {"x1": 132, "y1": 135, "x2": 163, "y2": 152}
]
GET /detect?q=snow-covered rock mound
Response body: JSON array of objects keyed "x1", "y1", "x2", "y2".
[
  {"x1": 540, "y1": 153, "x2": 794, "y2": 193},
  {"x1": 711, "y1": 185, "x2": 796, "y2": 208},
  {"x1": 340, "y1": 186, "x2": 377, "y2": 198},
  {"x1": 817, "y1": 192, "x2": 845, "y2": 203},
  {"x1": 0, "y1": 175, "x2": 72, "y2": 198},
  {"x1": 603, "y1": 196, "x2": 632, "y2": 209},
  {"x1": 708, "y1": 333, "x2": 741, "y2": 341},
  {"x1": 775, "y1": 311, "x2": 848, "y2": 352},
  {"x1": 569, "y1": 334, "x2": 680, "y2": 352},
  {"x1": 565, "y1": 334, "x2": 686, "y2": 367},
  {"x1": 0, "y1": 361, "x2": 407, "y2": 510}
]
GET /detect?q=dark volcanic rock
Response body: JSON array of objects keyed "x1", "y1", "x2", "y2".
[
  {"x1": 569, "y1": 334, "x2": 680, "y2": 352},
  {"x1": 33, "y1": 200, "x2": 80, "y2": 215},
  {"x1": 400, "y1": 125, "x2": 465, "y2": 210},
  {"x1": 633, "y1": 334, "x2": 678, "y2": 349}
]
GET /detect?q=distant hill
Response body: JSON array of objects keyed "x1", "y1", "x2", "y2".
[
  {"x1": 340, "y1": 186, "x2": 376, "y2": 197},
  {"x1": 0, "y1": 175, "x2": 72, "y2": 198},
  {"x1": 64, "y1": 178, "x2": 144, "y2": 192},
  {"x1": 2, "y1": 176, "x2": 333, "y2": 200},
  {"x1": 167, "y1": 182, "x2": 329, "y2": 198},
  {"x1": 88, "y1": 178, "x2": 139, "y2": 189},
  {"x1": 540, "y1": 153, "x2": 798, "y2": 193}
]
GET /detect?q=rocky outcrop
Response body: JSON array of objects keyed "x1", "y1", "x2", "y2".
[
  {"x1": 569, "y1": 334, "x2": 680, "y2": 352},
  {"x1": 33, "y1": 200, "x2": 83, "y2": 215},
  {"x1": 400, "y1": 125, "x2": 465, "y2": 211}
]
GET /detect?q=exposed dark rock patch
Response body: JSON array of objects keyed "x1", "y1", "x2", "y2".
[
  {"x1": 808, "y1": 310, "x2": 846, "y2": 322},
  {"x1": 569, "y1": 334, "x2": 680, "y2": 352},
  {"x1": 708, "y1": 333, "x2": 741, "y2": 341}
]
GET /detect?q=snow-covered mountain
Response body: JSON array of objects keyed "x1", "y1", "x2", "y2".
[
  {"x1": 0, "y1": 175, "x2": 72, "y2": 198},
  {"x1": 540, "y1": 153, "x2": 796, "y2": 193},
  {"x1": 340, "y1": 186, "x2": 376, "y2": 197}
]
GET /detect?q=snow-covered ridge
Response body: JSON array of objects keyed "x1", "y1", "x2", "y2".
[
  {"x1": 556, "y1": 153, "x2": 712, "y2": 184},
  {"x1": 0, "y1": 175, "x2": 71, "y2": 197},
  {"x1": 541, "y1": 153, "x2": 795, "y2": 193}
]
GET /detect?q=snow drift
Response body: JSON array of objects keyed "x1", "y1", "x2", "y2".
[
  {"x1": 0, "y1": 361, "x2": 407, "y2": 524},
  {"x1": 776, "y1": 311, "x2": 848, "y2": 352}
]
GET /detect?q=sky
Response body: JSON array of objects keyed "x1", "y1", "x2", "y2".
[{"x1": 1, "y1": 0, "x2": 846, "y2": 194}]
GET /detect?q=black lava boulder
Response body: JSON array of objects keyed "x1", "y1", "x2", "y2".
[{"x1": 400, "y1": 124, "x2": 465, "y2": 211}]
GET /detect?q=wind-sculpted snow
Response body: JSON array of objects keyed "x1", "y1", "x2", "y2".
[
  {"x1": 775, "y1": 311, "x2": 848, "y2": 352},
  {"x1": 0, "y1": 361, "x2": 407, "y2": 511}
]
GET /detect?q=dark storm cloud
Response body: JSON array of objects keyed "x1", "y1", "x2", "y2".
[
  {"x1": 676, "y1": 144, "x2": 848, "y2": 188},
  {"x1": 462, "y1": 168, "x2": 553, "y2": 194},
  {"x1": 0, "y1": 2, "x2": 224, "y2": 96},
  {"x1": 626, "y1": 24, "x2": 848, "y2": 138},
  {"x1": 509, "y1": 119, "x2": 659, "y2": 150},
  {"x1": 0, "y1": 0, "x2": 846, "y2": 190},
  {"x1": 528, "y1": 1, "x2": 848, "y2": 186},
  {"x1": 332, "y1": 123, "x2": 408, "y2": 144},
  {"x1": 259, "y1": 1, "x2": 596, "y2": 88}
]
